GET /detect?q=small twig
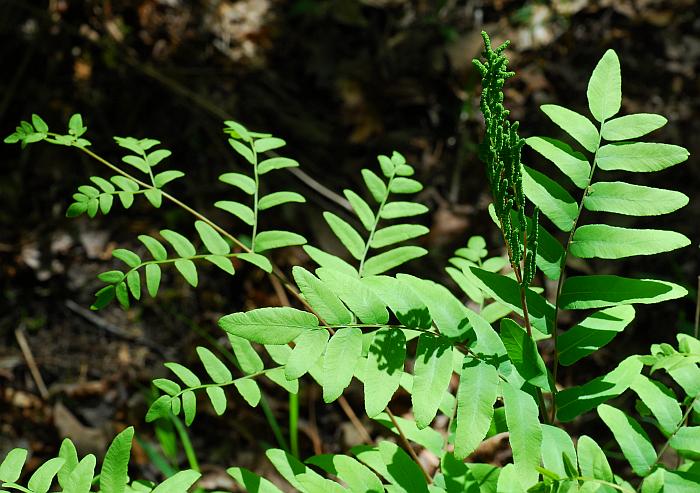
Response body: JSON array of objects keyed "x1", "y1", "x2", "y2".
[
  {"x1": 337, "y1": 396, "x2": 372, "y2": 444},
  {"x1": 694, "y1": 275, "x2": 699, "y2": 339},
  {"x1": 385, "y1": 407, "x2": 432, "y2": 484},
  {"x1": 270, "y1": 275, "x2": 290, "y2": 307},
  {"x1": 15, "y1": 325, "x2": 49, "y2": 399},
  {"x1": 64, "y1": 299, "x2": 166, "y2": 356}
]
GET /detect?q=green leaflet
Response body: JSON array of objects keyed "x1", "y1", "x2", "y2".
[
  {"x1": 153, "y1": 378, "x2": 180, "y2": 396},
  {"x1": 126, "y1": 270, "x2": 140, "y2": 296},
  {"x1": 196, "y1": 346, "x2": 232, "y2": 384},
  {"x1": 195, "y1": 220, "x2": 229, "y2": 255},
  {"x1": 586, "y1": 49, "x2": 621, "y2": 122},
  {"x1": 323, "y1": 211, "x2": 365, "y2": 260},
  {"x1": 234, "y1": 379, "x2": 261, "y2": 407},
  {"x1": 558, "y1": 305, "x2": 635, "y2": 366},
  {"x1": 380, "y1": 201, "x2": 428, "y2": 219},
  {"x1": 316, "y1": 268, "x2": 389, "y2": 324},
  {"x1": 362, "y1": 246, "x2": 427, "y2": 276},
  {"x1": 577, "y1": 435, "x2": 615, "y2": 491},
  {"x1": 669, "y1": 427, "x2": 700, "y2": 458},
  {"x1": 257, "y1": 156, "x2": 299, "y2": 175},
  {"x1": 559, "y1": 275, "x2": 688, "y2": 310},
  {"x1": 362, "y1": 275, "x2": 432, "y2": 330},
  {"x1": 390, "y1": 177, "x2": 423, "y2": 194},
  {"x1": 322, "y1": 327, "x2": 363, "y2": 403},
  {"x1": 344, "y1": 189, "x2": 375, "y2": 231},
  {"x1": 165, "y1": 362, "x2": 201, "y2": 387},
  {"x1": 228, "y1": 467, "x2": 285, "y2": 493},
  {"x1": 522, "y1": 165, "x2": 577, "y2": 232},
  {"x1": 642, "y1": 469, "x2": 700, "y2": 493},
  {"x1": 223, "y1": 121, "x2": 250, "y2": 142},
  {"x1": 353, "y1": 441, "x2": 429, "y2": 493},
  {"x1": 254, "y1": 137, "x2": 286, "y2": 153},
  {"x1": 266, "y1": 367, "x2": 299, "y2": 394},
  {"x1": 113, "y1": 248, "x2": 141, "y2": 268},
  {"x1": 174, "y1": 259, "x2": 197, "y2": 287},
  {"x1": 540, "y1": 424, "x2": 577, "y2": 479},
  {"x1": 228, "y1": 334, "x2": 264, "y2": 374},
  {"x1": 601, "y1": 113, "x2": 667, "y2": 141},
  {"x1": 454, "y1": 359, "x2": 499, "y2": 460},
  {"x1": 258, "y1": 191, "x2": 305, "y2": 210},
  {"x1": 584, "y1": 182, "x2": 688, "y2": 216},
  {"x1": 556, "y1": 356, "x2": 642, "y2": 422},
  {"x1": 397, "y1": 274, "x2": 472, "y2": 340},
  {"x1": 228, "y1": 138, "x2": 255, "y2": 164},
  {"x1": 63, "y1": 454, "x2": 96, "y2": 493},
  {"x1": 0, "y1": 448, "x2": 26, "y2": 483},
  {"x1": 206, "y1": 255, "x2": 235, "y2": 274},
  {"x1": 469, "y1": 267, "x2": 554, "y2": 335},
  {"x1": 598, "y1": 404, "x2": 656, "y2": 477},
  {"x1": 57, "y1": 438, "x2": 79, "y2": 488},
  {"x1": 181, "y1": 390, "x2": 197, "y2": 425},
  {"x1": 370, "y1": 224, "x2": 429, "y2": 249},
  {"x1": 286, "y1": 329, "x2": 329, "y2": 380},
  {"x1": 446, "y1": 266, "x2": 484, "y2": 304},
  {"x1": 160, "y1": 229, "x2": 196, "y2": 257},
  {"x1": 303, "y1": 245, "x2": 358, "y2": 277},
  {"x1": 306, "y1": 454, "x2": 384, "y2": 493},
  {"x1": 540, "y1": 104, "x2": 599, "y2": 153},
  {"x1": 292, "y1": 266, "x2": 353, "y2": 324},
  {"x1": 570, "y1": 224, "x2": 690, "y2": 259},
  {"x1": 27, "y1": 457, "x2": 65, "y2": 493},
  {"x1": 139, "y1": 235, "x2": 167, "y2": 260},
  {"x1": 215, "y1": 200, "x2": 255, "y2": 225},
  {"x1": 495, "y1": 464, "x2": 525, "y2": 493},
  {"x1": 362, "y1": 169, "x2": 387, "y2": 203},
  {"x1": 100, "y1": 427, "x2": 134, "y2": 493},
  {"x1": 502, "y1": 381, "x2": 542, "y2": 489},
  {"x1": 150, "y1": 470, "x2": 202, "y2": 493},
  {"x1": 254, "y1": 230, "x2": 307, "y2": 252},
  {"x1": 363, "y1": 328, "x2": 406, "y2": 417},
  {"x1": 412, "y1": 334, "x2": 454, "y2": 429},
  {"x1": 219, "y1": 307, "x2": 319, "y2": 345},
  {"x1": 219, "y1": 172, "x2": 256, "y2": 194},
  {"x1": 500, "y1": 319, "x2": 550, "y2": 390},
  {"x1": 237, "y1": 252, "x2": 273, "y2": 273},
  {"x1": 629, "y1": 375, "x2": 682, "y2": 436},
  {"x1": 596, "y1": 142, "x2": 689, "y2": 172}
]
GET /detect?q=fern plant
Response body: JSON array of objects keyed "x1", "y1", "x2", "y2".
[{"x1": 3, "y1": 31, "x2": 698, "y2": 493}]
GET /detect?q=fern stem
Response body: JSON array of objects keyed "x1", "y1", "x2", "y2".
[
  {"x1": 260, "y1": 392, "x2": 290, "y2": 453},
  {"x1": 646, "y1": 393, "x2": 700, "y2": 483},
  {"x1": 694, "y1": 276, "x2": 699, "y2": 339},
  {"x1": 170, "y1": 415, "x2": 200, "y2": 472},
  {"x1": 550, "y1": 122, "x2": 604, "y2": 422},
  {"x1": 289, "y1": 392, "x2": 300, "y2": 458},
  {"x1": 251, "y1": 144, "x2": 260, "y2": 252},
  {"x1": 386, "y1": 407, "x2": 432, "y2": 483}
]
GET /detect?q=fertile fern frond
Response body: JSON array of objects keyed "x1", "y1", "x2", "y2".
[{"x1": 473, "y1": 32, "x2": 539, "y2": 290}]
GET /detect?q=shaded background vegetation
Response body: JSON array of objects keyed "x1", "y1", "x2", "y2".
[{"x1": 1, "y1": 0, "x2": 699, "y2": 488}]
